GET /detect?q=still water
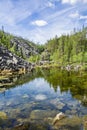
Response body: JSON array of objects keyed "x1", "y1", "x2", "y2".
[{"x1": 0, "y1": 68, "x2": 87, "y2": 129}]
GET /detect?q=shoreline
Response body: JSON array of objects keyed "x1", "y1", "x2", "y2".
[{"x1": 35, "y1": 62, "x2": 87, "y2": 71}]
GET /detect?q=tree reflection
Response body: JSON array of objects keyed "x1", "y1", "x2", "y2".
[
  {"x1": 0, "y1": 68, "x2": 87, "y2": 106},
  {"x1": 35, "y1": 68, "x2": 87, "y2": 107}
]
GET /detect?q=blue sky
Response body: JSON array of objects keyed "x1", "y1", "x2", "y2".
[{"x1": 0, "y1": 0, "x2": 87, "y2": 44}]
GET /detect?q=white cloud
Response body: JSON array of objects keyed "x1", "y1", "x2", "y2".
[
  {"x1": 62, "y1": 0, "x2": 78, "y2": 4},
  {"x1": 46, "y1": 2, "x2": 55, "y2": 8},
  {"x1": 32, "y1": 20, "x2": 47, "y2": 27},
  {"x1": 69, "y1": 11, "x2": 80, "y2": 18},
  {"x1": 80, "y1": 15, "x2": 87, "y2": 19},
  {"x1": 69, "y1": 11, "x2": 87, "y2": 20},
  {"x1": 61, "y1": 0, "x2": 87, "y2": 5},
  {"x1": 62, "y1": 0, "x2": 87, "y2": 4},
  {"x1": 46, "y1": 6, "x2": 75, "y2": 21},
  {"x1": 9, "y1": 6, "x2": 76, "y2": 44}
]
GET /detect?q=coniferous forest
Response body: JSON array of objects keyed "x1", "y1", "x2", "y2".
[{"x1": 41, "y1": 27, "x2": 87, "y2": 65}]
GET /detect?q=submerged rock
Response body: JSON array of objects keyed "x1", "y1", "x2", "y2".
[
  {"x1": 6, "y1": 101, "x2": 12, "y2": 106},
  {"x1": 12, "y1": 122, "x2": 51, "y2": 130},
  {"x1": 53, "y1": 116, "x2": 83, "y2": 130},
  {"x1": 0, "y1": 88, "x2": 6, "y2": 93},
  {"x1": 13, "y1": 123, "x2": 30, "y2": 130},
  {"x1": 30, "y1": 110, "x2": 57, "y2": 120},
  {"x1": 50, "y1": 99, "x2": 65, "y2": 110},
  {"x1": 57, "y1": 102, "x2": 65, "y2": 110},
  {"x1": 22, "y1": 94, "x2": 29, "y2": 98},
  {"x1": 0, "y1": 111, "x2": 7, "y2": 119},
  {"x1": 83, "y1": 115, "x2": 87, "y2": 130},
  {"x1": 53, "y1": 112, "x2": 66, "y2": 124}
]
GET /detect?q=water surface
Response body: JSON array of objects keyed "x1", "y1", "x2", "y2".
[{"x1": 0, "y1": 68, "x2": 87, "y2": 129}]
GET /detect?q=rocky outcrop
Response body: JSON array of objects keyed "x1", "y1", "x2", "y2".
[
  {"x1": 0, "y1": 46, "x2": 33, "y2": 73},
  {"x1": 61, "y1": 64, "x2": 82, "y2": 71},
  {"x1": 10, "y1": 37, "x2": 38, "y2": 58}
]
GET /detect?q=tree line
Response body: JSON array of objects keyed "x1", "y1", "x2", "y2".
[{"x1": 41, "y1": 27, "x2": 87, "y2": 65}]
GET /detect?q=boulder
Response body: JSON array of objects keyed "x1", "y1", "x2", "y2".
[
  {"x1": 53, "y1": 116, "x2": 82, "y2": 130},
  {"x1": 0, "y1": 111, "x2": 7, "y2": 119},
  {"x1": 53, "y1": 112, "x2": 66, "y2": 124},
  {"x1": 0, "y1": 88, "x2": 6, "y2": 93}
]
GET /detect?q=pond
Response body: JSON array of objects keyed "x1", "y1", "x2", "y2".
[{"x1": 0, "y1": 68, "x2": 87, "y2": 129}]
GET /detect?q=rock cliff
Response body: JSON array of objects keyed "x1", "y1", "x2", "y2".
[
  {"x1": 0, "y1": 46, "x2": 33, "y2": 73},
  {"x1": 10, "y1": 36, "x2": 38, "y2": 58}
]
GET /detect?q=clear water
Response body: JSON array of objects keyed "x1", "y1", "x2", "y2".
[{"x1": 0, "y1": 68, "x2": 87, "y2": 129}]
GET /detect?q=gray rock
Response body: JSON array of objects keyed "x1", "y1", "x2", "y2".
[
  {"x1": 50, "y1": 99, "x2": 65, "y2": 110},
  {"x1": 10, "y1": 37, "x2": 38, "y2": 58},
  {"x1": 57, "y1": 102, "x2": 65, "y2": 110},
  {"x1": 30, "y1": 110, "x2": 57, "y2": 120},
  {"x1": 0, "y1": 46, "x2": 33, "y2": 72}
]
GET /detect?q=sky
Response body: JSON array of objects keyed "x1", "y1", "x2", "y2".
[{"x1": 0, "y1": 0, "x2": 87, "y2": 44}]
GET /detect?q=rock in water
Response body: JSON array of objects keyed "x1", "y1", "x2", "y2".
[
  {"x1": 0, "y1": 88, "x2": 6, "y2": 93},
  {"x1": 53, "y1": 112, "x2": 65, "y2": 124},
  {"x1": 0, "y1": 111, "x2": 7, "y2": 119}
]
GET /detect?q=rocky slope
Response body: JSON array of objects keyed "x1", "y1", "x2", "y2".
[
  {"x1": 0, "y1": 46, "x2": 33, "y2": 73},
  {"x1": 0, "y1": 30, "x2": 39, "y2": 74},
  {"x1": 10, "y1": 36, "x2": 38, "y2": 59},
  {"x1": 0, "y1": 30, "x2": 38, "y2": 60}
]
